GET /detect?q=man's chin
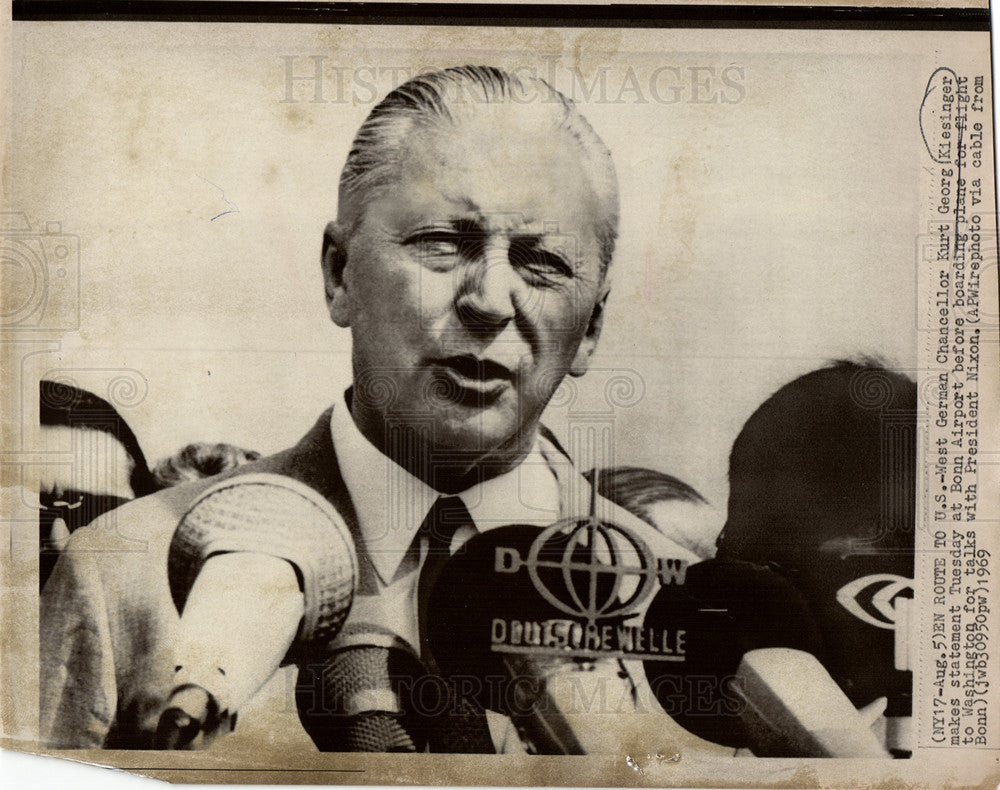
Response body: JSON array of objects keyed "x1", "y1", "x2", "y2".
[{"x1": 427, "y1": 404, "x2": 537, "y2": 460}]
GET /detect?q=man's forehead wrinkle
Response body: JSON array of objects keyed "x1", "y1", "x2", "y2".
[
  {"x1": 436, "y1": 191, "x2": 483, "y2": 220},
  {"x1": 431, "y1": 196, "x2": 541, "y2": 235},
  {"x1": 352, "y1": 109, "x2": 605, "y2": 264}
]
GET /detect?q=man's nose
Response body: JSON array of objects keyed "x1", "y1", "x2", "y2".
[{"x1": 456, "y1": 241, "x2": 520, "y2": 331}]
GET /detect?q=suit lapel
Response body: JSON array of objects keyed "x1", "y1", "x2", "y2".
[
  {"x1": 270, "y1": 410, "x2": 698, "y2": 602},
  {"x1": 265, "y1": 407, "x2": 381, "y2": 596}
]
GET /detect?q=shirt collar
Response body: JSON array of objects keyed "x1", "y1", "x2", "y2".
[{"x1": 330, "y1": 393, "x2": 560, "y2": 585}]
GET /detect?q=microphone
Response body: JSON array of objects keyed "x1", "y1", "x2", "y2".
[
  {"x1": 426, "y1": 521, "x2": 676, "y2": 755},
  {"x1": 713, "y1": 361, "x2": 918, "y2": 754},
  {"x1": 155, "y1": 473, "x2": 357, "y2": 748},
  {"x1": 778, "y1": 553, "x2": 914, "y2": 755},
  {"x1": 295, "y1": 644, "x2": 430, "y2": 752},
  {"x1": 716, "y1": 514, "x2": 915, "y2": 754},
  {"x1": 734, "y1": 648, "x2": 889, "y2": 757},
  {"x1": 641, "y1": 558, "x2": 889, "y2": 757}
]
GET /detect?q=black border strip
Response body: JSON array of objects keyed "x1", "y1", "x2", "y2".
[{"x1": 10, "y1": 2, "x2": 992, "y2": 30}]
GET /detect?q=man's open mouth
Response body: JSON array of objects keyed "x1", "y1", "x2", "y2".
[
  {"x1": 430, "y1": 355, "x2": 515, "y2": 401},
  {"x1": 436, "y1": 354, "x2": 514, "y2": 383}
]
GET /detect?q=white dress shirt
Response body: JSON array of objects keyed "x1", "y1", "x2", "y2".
[
  {"x1": 329, "y1": 394, "x2": 567, "y2": 753},
  {"x1": 329, "y1": 393, "x2": 563, "y2": 657}
]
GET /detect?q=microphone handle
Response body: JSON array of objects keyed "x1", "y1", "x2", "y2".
[
  {"x1": 155, "y1": 552, "x2": 305, "y2": 748},
  {"x1": 502, "y1": 653, "x2": 659, "y2": 755},
  {"x1": 501, "y1": 653, "x2": 586, "y2": 754},
  {"x1": 172, "y1": 552, "x2": 304, "y2": 715},
  {"x1": 734, "y1": 648, "x2": 889, "y2": 757},
  {"x1": 156, "y1": 474, "x2": 359, "y2": 749}
]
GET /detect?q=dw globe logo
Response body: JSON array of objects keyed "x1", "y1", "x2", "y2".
[{"x1": 491, "y1": 518, "x2": 689, "y2": 662}]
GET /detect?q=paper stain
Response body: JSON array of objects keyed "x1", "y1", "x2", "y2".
[
  {"x1": 625, "y1": 755, "x2": 644, "y2": 775},
  {"x1": 626, "y1": 752, "x2": 681, "y2": 775},
  {"x1": 196, "y1": 174, "x2": 240, "y2": 222}
]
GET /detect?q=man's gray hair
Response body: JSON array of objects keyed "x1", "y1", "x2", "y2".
[{"x1": 338, "y1": 65, "x2": 620, "y2": 273}]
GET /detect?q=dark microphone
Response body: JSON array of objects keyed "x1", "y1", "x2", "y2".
[
  {"x1": 427, "y1": 521, "x2": 671, "y2": 754},
  {"x1": 295, "y1": 644, "x2": 430, "y2": 752},
  {"x1": 716, "y1": 514, "x2": 915, "y2": 754},
  {"x1": 155, "y1": 473, "x2": 357, "y2": 748},
  {"x1": 641, "y1": 558, "x2": 888, "y2": 757},
  {"x1": 777, "y1": 553, "x2": 914, "y2": 756},
  {"x1": 714, "y1": 361, "x2": 917, "y2": 754}
]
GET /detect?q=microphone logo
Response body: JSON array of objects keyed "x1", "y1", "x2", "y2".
[
  {"x1": 490, "y1": 518, "x2": 690, "y2": 662},
  {"x1": 495, "y1": 518, "x2": 687, "y2": 622},
  {"x1": 835, "y1": 574, "x2": 913, "y2": 629}
]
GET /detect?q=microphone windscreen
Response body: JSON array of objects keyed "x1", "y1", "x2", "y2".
[
  {"x1": 296, "y1": 645, "x2": 428, "y2": 752},
  {"x1": 169, "y1": 473, "x2": 357, "y2": 650},
  {"x1": 642, "y1": 558, "x2": 822, "y2": 748}
]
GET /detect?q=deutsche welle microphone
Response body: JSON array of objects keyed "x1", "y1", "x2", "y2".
[
  {"x1": 641, "y1": 558, "x2": 888, "y2": 757},
  {"x1": 155, "y1": 473, "x2": 357, "y2": 748},
  {"x1": 427, "y1": 517, "x2": 690, "y2": 755}
]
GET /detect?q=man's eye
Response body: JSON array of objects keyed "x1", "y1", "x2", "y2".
[
  {"x1": 417, "y1": 236, "x2": 459, "y2": 256},
  {"x1": 514, "y1": 247, "x2": 574, "y2": 284},
  {"x1": 405, "y1": 231, "x2": 472, "y2": 262}
]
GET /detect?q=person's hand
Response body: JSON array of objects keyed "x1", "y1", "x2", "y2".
[{"x1": 152, "y1": 684, "x2": 229, "y2": 749}]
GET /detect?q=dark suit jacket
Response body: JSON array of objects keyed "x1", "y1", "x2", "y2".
[{"x1": 40, "y1": 407, "x2": 701, "y2": 750}]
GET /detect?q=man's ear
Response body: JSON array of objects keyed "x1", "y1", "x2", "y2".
[
  {"x1": 569, "y1": 281, "x2": 610, "y2": 378},
  {"x1": 321, "y1": 221, "x2": 351, "y2": 328}
]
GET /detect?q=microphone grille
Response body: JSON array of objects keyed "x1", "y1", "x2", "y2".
[
  {"x1": 169, "y1": 473, "x2": 357, "y2": 648},
  {"x1": 343, "y1": 713, "x2": 418, "y2": 753},
  {"x1": 296, "y1": 645, "x2": 427, "y2": 753}
]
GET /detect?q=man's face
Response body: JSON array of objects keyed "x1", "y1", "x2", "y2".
[{"x1": 325, "y1": 106, "x2": 610, "y2": 466}]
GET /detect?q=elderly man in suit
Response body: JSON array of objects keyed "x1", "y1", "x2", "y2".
[{"x1": 40, "y1": 65, "x2": 704, "y2": 754}]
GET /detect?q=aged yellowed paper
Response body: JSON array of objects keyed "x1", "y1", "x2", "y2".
[{"x1": 2, "y1": 3, "x2": 998, "y2": 788}]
